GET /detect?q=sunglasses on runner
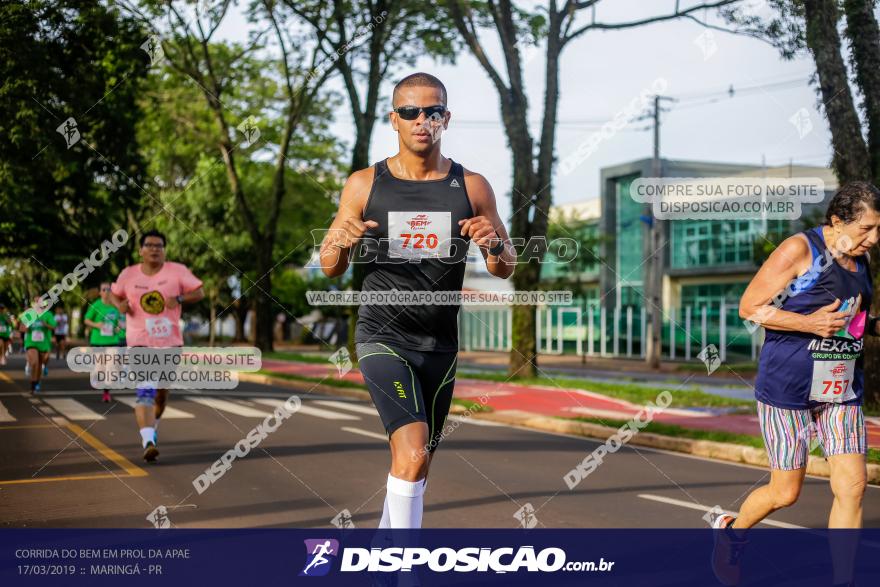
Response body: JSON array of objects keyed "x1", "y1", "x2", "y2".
[{"x1": 393, "y1": 105, "x2": 446, "y2": 121}]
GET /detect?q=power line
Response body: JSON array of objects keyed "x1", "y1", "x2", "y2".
[{"x1": 453, "y1": 74, "x2": 813, "y2": 128}]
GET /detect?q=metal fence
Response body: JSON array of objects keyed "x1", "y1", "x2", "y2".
[{"x1": 458, "y1": 303, "x2": 763, "y2": 361}]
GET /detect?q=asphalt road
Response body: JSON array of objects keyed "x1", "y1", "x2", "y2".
[{"x1": 1, "y1": 354, "x2": 878, "y2": 530}]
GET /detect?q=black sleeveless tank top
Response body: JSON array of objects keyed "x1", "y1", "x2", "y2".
[{"x1": 353, "y1": 158, "x2": 474, "y2": 351}]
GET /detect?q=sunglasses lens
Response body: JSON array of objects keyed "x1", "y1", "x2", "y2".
[
  {"x1": 396, "y1": 107, "x2": 420, "y2": 120},
  {"x1": 426, "y1": 106, "x2": 446, "y2": 120}
]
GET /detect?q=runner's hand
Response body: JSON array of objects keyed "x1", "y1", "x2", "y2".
[
  {"x1": 327, "y1": 217, "x2": 379, "y2": 250},
  {"x1": 165, "y1": 295, "x2": 179, "y2": 310},
  {"x1": 458, "y1": 216, "x2": 497, "y2": 248},
  {"x1": 806, "y1": 299, "x2": 848, "y2": 338}
]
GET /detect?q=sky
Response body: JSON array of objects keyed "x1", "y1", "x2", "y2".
[{"x1": 213, "y1": 0, "x2": 873, "y2": 223}]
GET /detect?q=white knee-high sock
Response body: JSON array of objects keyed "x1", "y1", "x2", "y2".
[
  {"x1": 386, "y1": 474, "x2": 426, "y2": 529},
  {"x1": 378, "y1": 495, "x2": 390, "y2": 529}
]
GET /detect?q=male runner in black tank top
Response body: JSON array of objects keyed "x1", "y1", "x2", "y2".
[{"x1": 320, "y1": 73, "x2": 514, "y2": 530}]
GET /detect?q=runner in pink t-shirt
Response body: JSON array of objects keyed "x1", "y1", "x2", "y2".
[
  {"x1": 110, "y1": 229, "x2": 205, "y2": 463},
  {"x1": 112, "y1": 263, "x2": 202, "y2": 347}
]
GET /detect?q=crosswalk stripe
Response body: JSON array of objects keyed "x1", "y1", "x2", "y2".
[
  {"x1": 43, "y1": 398, "x2": 106, "y2": 421},
  {"x1": 341, "y1": 426, "x2": 387, "y2": 441},
  {"x1": 116, "y1": 397, "x2": 196, "y2": 418},
  {"x1": 252, "y1": 398, "x2": 360, "y2": 421},
  {"x1": 312, "y1": 400, "x2": 377, "y2": 416},
  {"x1": 186, "y1": 397, "x2": 271, "y2": 418},
  {"x1": 0, "y1": 399, "x2": 15, "y2": 422}
]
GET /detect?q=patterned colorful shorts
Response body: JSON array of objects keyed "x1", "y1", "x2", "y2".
[{"x1": 757, "y1": 401, "x2": 866, "y2": 470}]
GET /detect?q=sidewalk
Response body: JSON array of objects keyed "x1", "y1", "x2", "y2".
[{"x1": 260, "y1": 358, "x2": 880, "y2": 449}]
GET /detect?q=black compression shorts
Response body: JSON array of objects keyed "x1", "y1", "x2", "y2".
[{"x1": 356, "y1": 342, "x2": 457, "y2": 453}]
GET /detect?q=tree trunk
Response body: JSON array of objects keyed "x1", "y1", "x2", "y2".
[
  {"x1": 208, "y1": 289, "x2": 217, "y2": 347},
  {"x1": 253, "y1": 248, "x2": 274, "y2": 351},
  {"x1": 843, "y1": 0, "x2": 880, "y2": 181},
  {"x1": 234, "y1": 297, "x2": 248, "y2": 342},
  {"x1": 803, "y1": 0, "x2": 873, "y2": 181},
  {"x1": 509, "y1": 259, "x2": 539, "y2": 377}
]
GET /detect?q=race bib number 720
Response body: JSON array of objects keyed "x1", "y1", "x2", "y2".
[
  {"x1": 387, "y1": 211, "x2": 451, "y2": 259},
  {"x1": 809, "y1": 360, "x2": 857, "y2": 403}
]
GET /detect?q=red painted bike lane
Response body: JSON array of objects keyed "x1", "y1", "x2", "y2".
[{"x1": 262, "y1": 359, "x2": 880, "y2": 449}]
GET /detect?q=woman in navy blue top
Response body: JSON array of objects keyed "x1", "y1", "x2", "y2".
[{"x1": 710, "y1": 182, "x2": 880, "y2": 586}]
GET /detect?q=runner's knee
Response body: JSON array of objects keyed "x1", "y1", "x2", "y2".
[
  {"x1": 391, "y1": 447, "x2": 429, "y2": 481},
  {"x1": 831, "y1": 474, "x2": 866, "y2": 503},
  {"x1": 770, "y1": 483, "x2": 801, "y2": 508}
]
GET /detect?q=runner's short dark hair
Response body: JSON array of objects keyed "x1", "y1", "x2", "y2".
[
  {"x1": 392, "y1": 73, "x2": 447, "y2": 107},
  {"x1": 826, "y1": 181, "x2": 880, "y2": 224},
  {"x1": 139, "y1": 229, "x2": 167, "y2": 248}
]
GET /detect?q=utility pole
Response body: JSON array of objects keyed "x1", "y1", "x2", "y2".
[{"x1": 645, "y1": 95, "x2": 675, "y2": 369}]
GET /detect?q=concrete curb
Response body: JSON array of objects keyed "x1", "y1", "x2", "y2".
[{"x1": 240, "y1": 372, "x2": 880, "y2": 484}]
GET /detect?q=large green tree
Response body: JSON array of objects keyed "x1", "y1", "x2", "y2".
[
  {"x1": 121, "y1": 1, "x2": 339, "y2": 351},
  {"x1": 136, "y1": 56, "x2": 340, "y2": 344},
  {"x1": 0, "y1": 0, "x2": 150, "y2": 285}
]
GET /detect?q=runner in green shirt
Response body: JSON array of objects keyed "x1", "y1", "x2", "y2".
[
  {"x1": 20, "y1": 295, "x2": 56, "y2": 393},
  {"x1": 0, "y1": 303, "x2": 14, "y2": 366},
  {"x1": 84, "y1": 283, "x2": 122, "y2": 402}
]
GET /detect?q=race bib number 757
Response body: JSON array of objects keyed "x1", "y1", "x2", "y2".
[
  {"x1": 809, "y1": 360, "x2": 857, "y2": 403},
  {"x1": 387, "y1": 211, "x2": 451, "y2": 259}
]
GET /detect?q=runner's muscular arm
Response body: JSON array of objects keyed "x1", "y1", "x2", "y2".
[
  {"x1": 320, "y1": 167, "x2": 376, "y2": 278},
  {"x1": 740, "y1": 234, "x2": 847, "y2": 337},
  {"x1": 461, "y1": 170, "x2": 515, "y2": 279}
]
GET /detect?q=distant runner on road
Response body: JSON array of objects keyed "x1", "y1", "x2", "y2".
[
  {"x1": 53, "y1": 307, "x2": 68, "y2": 361},
  {"x1": 0, "y1": 303, "x2": 14, "y2": 366},
  {"x1": 19, "y1": 295, "x2": 55, "y2": 393},
  {"x1": 84, "y1": 282, "x2": 124, "y2": 403},
  {"x1": 110, "y1": 229, "x2": 204, "y2": 462}
]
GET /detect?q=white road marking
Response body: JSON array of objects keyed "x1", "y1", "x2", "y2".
[
  {"x1": 637, "y1": 494, "x2": 803, "y2": 528},
  {"x1": 253, "y1": 398, "x2": 359, "y2": 421},
  {"x1": 116, "y1": 397, "x2": 196, "y2": 418},
  {"x1": 312, "y1": 400, "x2": 378, "y2": 416},
  {"x1": 0, "y1": 399, "x2": 15, "y2": 422},
  {"x1": 341, "y1": 427, "x2": 387, "y2": 441},
  {"x1": 186, "y1": 397, "x2": 271, "y2": 418},
  {"x1": 43, "y1": 399, "x2": 105, "y2": 421}
]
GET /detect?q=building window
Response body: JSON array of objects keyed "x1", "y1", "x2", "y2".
[
  {"x1": 615, "y1": 173, "x2": 643, "y2": 297},
  {"x1": 670, "y1": 219, "x2": 787, "y2": 269},
  {"x1": 680, "y1": 282, "x2": 747, "y2": 309}
]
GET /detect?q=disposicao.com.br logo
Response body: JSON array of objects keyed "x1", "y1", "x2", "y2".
[{"x1": 299, "y1": 539, "x2": 614, "y2": 575}]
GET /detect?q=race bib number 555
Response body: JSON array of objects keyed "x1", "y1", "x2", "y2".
[
  {"x1": 809, "y1": 360, "x2": 857, "y2": 403},
  {"x1": 387, "y1": 211, "x2": 451, "y2": 259},
  {"x1": 145, "y1": 317, "x2": 173, "y2": 339}
]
